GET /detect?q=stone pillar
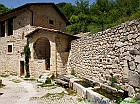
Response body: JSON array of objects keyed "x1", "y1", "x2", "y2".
[
  {"x1": 29, "y1": 43, "x2": 34, "y2": 61},
  {"x1": 123, "y1": 60, "x2": 129, "y2": 82},
  {"x1": 50, "y1": 35, "x2": 57, "y2": 74}
]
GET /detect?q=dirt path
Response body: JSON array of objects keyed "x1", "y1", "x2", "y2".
[{"x1": 15, "y1": 81, "x2": 37, "y2": 104}]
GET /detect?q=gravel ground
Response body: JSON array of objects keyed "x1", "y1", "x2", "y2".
[{"x1": 0, "y1": 75, "x2": 86, "y2": 104}]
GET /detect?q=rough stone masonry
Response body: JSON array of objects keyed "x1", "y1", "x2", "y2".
[{"x1": 67, "y1": 19, "x2": 140, "y2": 95}]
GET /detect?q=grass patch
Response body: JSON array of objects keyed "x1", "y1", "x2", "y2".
[
  {"x1": 77, "y1": 97, "x2": 83, "y2": 102},
  {"x1": 11, "y1": 79, "x2": 22, "y2": 83},
  {"x1": 30, "y1": 97, "x2": 39, "y2": 100},
  {"x1": 93, "y1": 88, "x2": 123, "y2": 103},
  {"x1": 78, "y1": 81, "x2": 93, "y2": 88},
  {"x1": 37, "y1": 83, "x2": 55, "y2": 87},
  {"x1": 0, "y1": 84, "x2": 6, "y2": 88},
  {"x1": 23, "y1": 78, "x2": 36, "y2": 81},
  {"x1": 71, "y1": 69, "x2": 77, "y2": 77},
  {"x1": 113, "y1": 85, "x2": 121, "y2": 90},
  {"x1": 41, "y1": 91, "x2": 65, "y2": 100},
  {"x1": 65, "y1": 88, "x2": 77, "y2": 96},
  {"x1": 0, "y1": 73, "x2": 9, "y2": 78}
]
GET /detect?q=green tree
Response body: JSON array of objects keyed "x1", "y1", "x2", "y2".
[
  {"x1": 90, "y1": 0, "x2": 114, "y2": 31},
  {"x1": 57, "y1": 0, "x2": 140, "y2": 34},
  {"x1": 57, "y1": 3, "x2": 77, "y2": 20},
  {"x1": 116, "y1": 0, "x2": 140, "y2": 22},
  {"x1": 67, "y1": 13, "x2": 91, "y2": 34},
  {"x1": 75, "y1": 0, "x2": 89, "y2": 14},
  {"x1": 0, "y1": 4, "x2": 12, "y2": 14}
]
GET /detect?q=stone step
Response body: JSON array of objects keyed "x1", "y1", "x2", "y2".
[
  {"x1": 37, "y1": 70, "x2": 51, "y2": 83},
  {"x1": 42, "y1": 70, "x2": 50, "y2": 76}
]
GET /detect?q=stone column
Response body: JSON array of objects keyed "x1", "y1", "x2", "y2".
[
  {"x1": 50, "y1": 35, "x2": 57, "y2": 74},
  {"x1": 29, "y1": 43, "x2": 34, "y2": 61},
  {"x1": 123, "y1": 60, "x2": 129, "y2": 82}
]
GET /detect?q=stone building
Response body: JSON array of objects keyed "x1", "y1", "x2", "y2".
[{"x1": 0, "y1": 3, "x2": 77, "y2": 77}]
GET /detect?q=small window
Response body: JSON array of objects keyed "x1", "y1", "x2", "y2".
[
  {"x1": 7, "y1": 44, "x2": 13, "y2": 54},
  {"x1": 49, "y1": 19, "x2": 54, "y2": 25},
  {"x1": 8, "y1": 45, "x2": 12, "y2": 52}
]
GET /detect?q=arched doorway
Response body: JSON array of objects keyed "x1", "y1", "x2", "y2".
[{"x1": 34, "y1": 37, "x2": 50, "y2": 70}]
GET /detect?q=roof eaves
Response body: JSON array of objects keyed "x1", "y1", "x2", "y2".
[
  {"x1": 25, "y1": 27, "x2": 78, "y2": 39},
  {"x1": 0, "y1": 3, "x2": 70, "y2": 25}
]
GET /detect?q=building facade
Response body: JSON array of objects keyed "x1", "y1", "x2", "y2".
[{"x1": 0, "y1": 3, "x2": 77, "y2": 77}]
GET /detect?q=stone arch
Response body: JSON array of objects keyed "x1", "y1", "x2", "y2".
[{"x1": 34, "y1": 37, "x2": 50, "y2": 69}]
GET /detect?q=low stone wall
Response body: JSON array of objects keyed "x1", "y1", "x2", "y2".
[
  {"x1": 73, "y1": 82, "x2": 87, "y2": 98},
  {"x1": 29, "y1": 59, "x2": 46, "y2": 78},
  {"x1": 72, "y1": 81, "x2": 111, "y2": 104},
  {"x1": 67, "y1": 19, "x2": 140, "y2": 93},
  {"x1": 87, "y1": 89, "x2": 110, "y2": 104}
]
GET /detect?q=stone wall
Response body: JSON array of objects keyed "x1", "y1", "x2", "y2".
[
  {"x1": 0, "y1": 9, "x2": 31, "y2": 75},
  {"x1": 0, "y1": 4, "x2": 69, "y2": 77},
  {"x1": 29, "y1": 60, "x2": 46, "y2": 78},
  {"x1": 67, "y1": 19, "x2": 140, "y2": 91},
  {"x1": 30, "y1": 5, "x2": 66, "y2": 32}
]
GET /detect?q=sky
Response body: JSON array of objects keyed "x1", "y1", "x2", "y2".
[{"x1": 0, "y1": 0, "x2": 96, "y2": 8}]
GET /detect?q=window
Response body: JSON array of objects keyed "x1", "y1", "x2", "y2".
[
  {"x1": 0, "y1": 17, "x2": 15, "y2": 37},
  {"x1": 8, "y1": 45, "x2": 12, "y2": 52},
  {"x1": 0, "y1": 21, "x2": 5, "y2": 37},
  {"x1": 7, "y1": 43, "x2": 13, "y2": 54},
  {"x1": 8, "y1": 18, "x2": 13, "y2": 36},
  {"x1": 49, "y1": 19, "x2": 54, "y2": 25}
]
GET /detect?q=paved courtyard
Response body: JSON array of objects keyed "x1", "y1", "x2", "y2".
[{"x1": 0, "y1": 75, "x2": 86, "y2": 104}]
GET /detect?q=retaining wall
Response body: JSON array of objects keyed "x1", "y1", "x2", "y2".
[{"x1": 67, "y1": 19, "x2": 140, "y2": 93}]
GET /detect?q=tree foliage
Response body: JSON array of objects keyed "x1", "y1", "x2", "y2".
[
  {"x1": 0, "y1": 4, "x2": 11, "y2": 15},
  {"x1": 57, "y1": 0, "x2": 140, "y2": 34},
  {"x1": 1, "y1": 1, "x2": 140, "y2": 35},
  {"x1": 24, "y1": 44, "x2": 31, "y2": 78}
]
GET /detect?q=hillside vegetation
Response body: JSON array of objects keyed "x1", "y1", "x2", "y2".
[
  {"x1": 57, "y1": 0, "x2": 140, "y2": 34},
  {"x1": 0, "y1": 4, "x2": 11, "y2": 14}
]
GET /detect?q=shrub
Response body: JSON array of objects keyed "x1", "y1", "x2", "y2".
[
  {"x1": 109, "y1": 73, "x2": 117, "y2": 87},
  {"x1": 71, "y1": 69, "x2": 76, "y2": 76},
  {"x1": 45, "y1": 77, "x2": 51, "y2": 84},
  {"x1": 50, "y1": 73, "x2": 55, "y2": 80},
  {"x1": 77, "y1": 97, "x2": 83, "y2": 102}
]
